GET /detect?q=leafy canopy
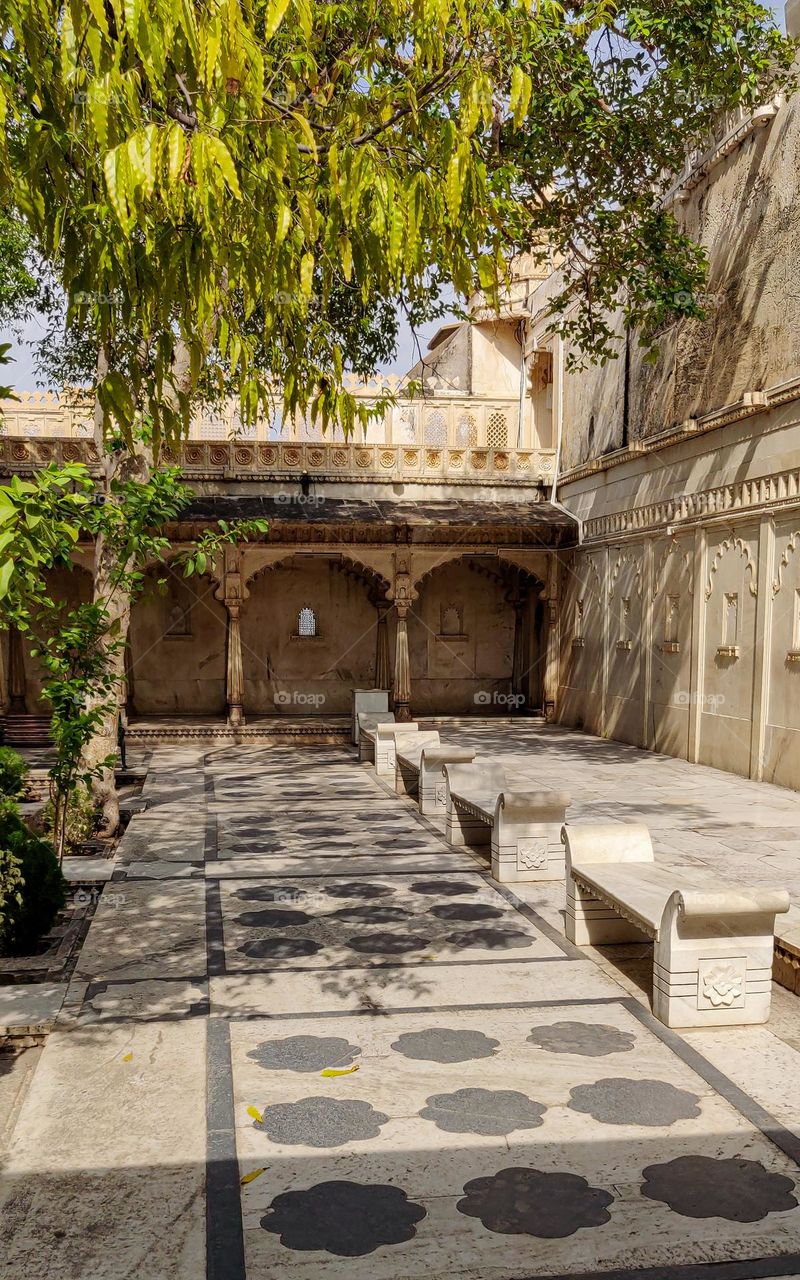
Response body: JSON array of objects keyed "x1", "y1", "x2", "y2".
[{"x1": 0, "y1": 0, "x2": 794, "y2": 439}]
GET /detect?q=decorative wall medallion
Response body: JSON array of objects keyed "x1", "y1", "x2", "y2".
[
  {"x1": 421, "y1": 1088, "x2": 545, "y2": 1136},
  {"x1": 471, "y1": 450, "x2": 488, "y2": 471},
  {"x1": 425, "y1": 449, "x2": 441, "y2": 467},
  {"x1": 210, "y1": 446, "x2": 228, "y2": 465},
  {"x1": 568, "y1": 1077, "x2": 701, "y2": 1126},
  {"x1": 253, "y1": 1096, "x2": 389, "y2": 1147},
  {"x1": 308, "y1": 448, "x2": 324, "y2": 466},
  {"x1": 261, "y1": 1181, "x2": 426, "y2": 1255},
  {"x1": 379, "y1": 450, "x2": 395, "y2": 469},
  {"x1": 391, "y1": 1027, "x2": 499, "y2": 1063},
  {"x1": 356, "y1": 449, "x2": 372, "y2": 468},
  {"x1": 235, "y1": 447, "x2": 254, "y2": 465},
  {"x1": 248, "y1": 1035, "x2": 360, "y2": 1073},
  {"x1": 457, "y1": 1168, "x2": 613, "y2": 1237},
  {"x1": 526, "y1": 1021, "x2": 636, "y2": 1057},
  {"x1": 284, "y1": 447, "x2": 301, "y2": 466},
  {"x1": 494, "y1": 452, "x2": 509, "y2": 472},
  {"x1": 185, "y1": 446, "x2": 203, "y2": 464},
  {"x1": 403, "y1": 449, "x2": 419, "y2": 467},
  {"x1": 517, "y1": 837, "x2": 548, "y2": 871},
  {"x1": 641, "y1": 1156, "x2": 798, "y2": 1221},
  {"x1": 698, "y1": 957, "x2": 746, "y2": 1009},
  {"x1": 259, "y1": 446, "x2": 276, "y2": 466},
  {"x1": 332, "y1": 448, "x2": 348, "y2": 467}
]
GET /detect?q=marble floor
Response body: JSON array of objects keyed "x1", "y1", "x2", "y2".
[{"x1": 4, "y1": 727, "x2": 800, "y2": 1279}]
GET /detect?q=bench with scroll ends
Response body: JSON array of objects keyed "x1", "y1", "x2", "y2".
[
  {"x1": 394, "y1": 731, "x2": 442, "y2": 796},
  {"x1": 563, "y1": 822, "x2": 790, "y2": 1029},
  {"x1": 360, "y1": 721, "x2": 420, "y2": 777},
  {"x1": 402, "y1": 745, "x2": 477, "y2": 816},
  {"x1": 352, "y1": 689, "x2": 389, "y2": 745},
  {"x1": 357, "y1": 712, "x2": 395, "y2": 762},
  {"x1": 442, "y1": 761, "x2": 570, "y2": 883}
]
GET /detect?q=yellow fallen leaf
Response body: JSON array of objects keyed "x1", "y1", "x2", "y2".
[
  {"x1": 320, "y1": 1065, "x2": 359, "y2": 1078},
  {"x1": 122, "y1": 1052, "x2": 133, "y2": 1062},
  {"x1": 247, "y1": 1105, "x2": 264, "y2": 1124},
  {"x1": 241, "y1": 1167, "x2": 267, "y2": 1186}
]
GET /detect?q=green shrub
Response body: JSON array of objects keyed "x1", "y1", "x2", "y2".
[
  {"x1": 0, "y1": 747, "x2": 29, "y2": 800},
  {"x1": 0, "y1": 797, "x2": 65, "y2": 956},
  {"x1": 42, "y1": 782, "x2": 96, "y2": 852}
]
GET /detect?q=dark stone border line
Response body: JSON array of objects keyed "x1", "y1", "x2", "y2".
[
  {"x1": 215, "y1": 996, "x2": 624, "y2": 1022},
  {"x1": 206, "y1": 1017, "x2": 247, "y2": 1280},
  {"x1": 483, "y1": 877, "x2": 583, "y2": 961},
  {"x1": 220, "y1": 954, "x2": 572, "y2": 976},
  {"x1": 622, "y1": 998, "x2": 800, "y2": 1169},
  {"x1": 206, "y1": 880, "x2": 227, "y2": 978},
  {"x1": 207, "y1": 866, "x2": 482, "y2": 879},
  {"x1": 518, "y1": 1251, "x2": 800, "y2": 1280}
]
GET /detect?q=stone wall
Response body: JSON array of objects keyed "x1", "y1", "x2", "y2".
[{"x1": 550, "y1": 86, "x2": 800, "y2": 788}]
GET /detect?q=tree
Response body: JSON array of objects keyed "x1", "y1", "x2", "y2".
[
  {"x1": 0, "y1": 463, "x2": 265, "y2": 847},
  {"x1": 0, "y1": 0, "x2": 793, "y2": 824}
]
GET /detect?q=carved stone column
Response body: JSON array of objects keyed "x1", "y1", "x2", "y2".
[
  {"x1": 542, "y1": 554, "x2": 561, "y2": 721},
  {"x1": 8, "y1": 626, "x2": 27, "y2": 713},
  {"x1": 375, "y1": 599, "x2": 391, "y2": 689},
  {"x1": 511, "y1": 598, "x2": 526, "y2": 706},
  {"x1": 220, "y1": 546, "x2": 246, "y2": 727},
  {"x1": 393, "y1": 603, "x2": 412, "y2": 721},
  {"x1": 389, "y1": 551, "x2": 417, "y2": 721}
]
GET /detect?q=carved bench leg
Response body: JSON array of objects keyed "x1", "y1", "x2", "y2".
[
  {"x1": 446, "y1": 804, "x2": 490, "y2": 849},
  {"x1": 566, "y1": 877, "x2": 649, "y2": 946},
  {"x1": 419, "y1": 768, "x2": 447, "y2": 816},
  {"x1": 492, "y1": 824, "x2": 565, "y2": 884},
  {"x1": 654, "y1": 895, "x2": 776, "y2": 1029},
  {"x1": 359, "y1": 737, "x2": 374, "y2": 764},
  {"x1": 374, "y1": 742, "x2": 397, "y2": 778},
  {"x1": 395, "y1": 761, "x2": 418, "y2": 797}
]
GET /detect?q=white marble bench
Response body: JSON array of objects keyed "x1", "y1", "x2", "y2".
[
  {"x1": 443, "y1": 762, "x2": 570, "y2": 883},
  {"x1": 352, "y1": 690, "x2": 389, "y2": 745},
  {"x1": 394, "y1": 731, "x2": 442, "y2": 797},
  {"x1": 563, "y1": 822, "x2": 790, "y2": 1029},
  {"x1": 416, "y1": 745, "x2": 477, "y2": 816},
  {"x1": 360, "y1": 721, "x2": 419, "y2": 777},
  {"x1": 357, "y1": 711, "x2": 395, "y2": 762}
]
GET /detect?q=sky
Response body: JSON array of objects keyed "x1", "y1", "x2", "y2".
[{"x1": 0, "y1": 2, "x2": 787, "y2": 392}]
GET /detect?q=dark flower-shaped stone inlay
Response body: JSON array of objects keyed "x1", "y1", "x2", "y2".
[
  {"x1": 329, "y1": 905, "x2": 412, "y2": 925},
  {"x1": 421, "y1": 1088, "x2": 545, "y2": 1136},
  {"x1": 234, "y1": 885, "x2": 306, "y2": 904},
  {"x1": 410, "y1": 880, "x2": 478, "y2": 896},
  {"x1": 527, "y1": 1021, "x2": 636, "y2": 1057},
  {"x1": 431, "y1": 903, "x2": 504, "y2": 922},
  {"x1": 642, "y1": 1156, "x2": 798, "y2": 1221},
  {"x1": 261, "y1": 1181, "x2": 427, "y2": 1256},
  {"x1": 248, "y1": 1035, "x2": 361, "y2": 1074},
  {"x1": 323, "y1": 882, "x2": 395, "y2": 899},
  {"x1": 238, "y1": 936, "x2": 323, "y2": 961},
  {"x1": 236, "y1": 908, "x2": 312, "y2": 928},
  {"x1": 254, "y1": 1096, "x2": 389, "y2": 1147},
  {"x1": 458, "y1": 1168, "x2": 613, "y2": 1237},
  {"x1": 392, "y1": 1027, "x2": 499, "y2": 1063},
  {"x1": 445, "y1": 927, "x2": 533, "y2": 951},
  {"x1": 346, "y1": 932, "x2": 430, "y2": 956},
  {"x1": 568, "y1": 1077, "x2": 701, "y2": 1127}
]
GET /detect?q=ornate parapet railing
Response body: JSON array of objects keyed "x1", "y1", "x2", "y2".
[
  {"x1": 0, "y1": 387, "x2": 523, "y2": 451},
  {"x1": 0, "y1": 435, "x2": 555, "y2": 486}
]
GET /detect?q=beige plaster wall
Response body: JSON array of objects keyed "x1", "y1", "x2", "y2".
[
  {"x1": 20, "y1": 565, "x2": 93, "y2": 713},
  {"x1": 129, "y1": 567, "x2": 227, "y2": 715},
  {"x1": 240, "y1": 556, "x2": 378, "y2": 715}
]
